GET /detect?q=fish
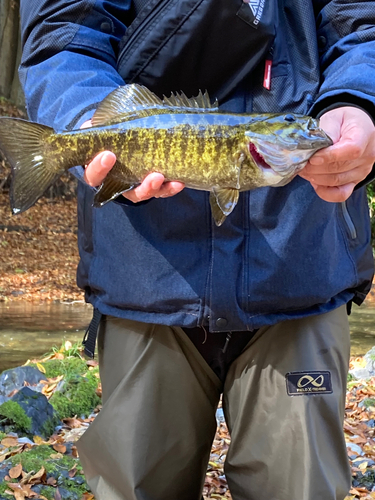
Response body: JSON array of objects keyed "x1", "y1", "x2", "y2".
[{"x1": 0, "y1": 84, "x2": 332, "y2": 226}]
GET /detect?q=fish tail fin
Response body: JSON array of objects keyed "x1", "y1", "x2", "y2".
[{"x1": 0, "y1": 117, "x2": 63, "y2": 214}]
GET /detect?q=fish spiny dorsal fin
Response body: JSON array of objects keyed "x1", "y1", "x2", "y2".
[
  {"x1": 162, "y1": 89, "x2": 218, "y2": 111},
  {"x1": 92, "y1": 84, "x2": 219, "y2": 127}
]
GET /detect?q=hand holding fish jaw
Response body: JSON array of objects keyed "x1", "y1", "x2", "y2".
[
  {"x1": 299, "y1": 107, "x2": 375, "y2": 202},
  {"x1": 81, "y1": 120, "x2": 185, "y2": 202}
]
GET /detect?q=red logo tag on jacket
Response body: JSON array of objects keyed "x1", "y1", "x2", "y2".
[{"x1": 263, "y1": 59, "x2": 272, "y2": 90}]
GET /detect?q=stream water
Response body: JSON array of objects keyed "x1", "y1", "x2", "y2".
[
  {"x1": 0, "y1": 302, "x2": 92, "y2": 372},
  {"x1": 0, "y1": 301, "x2": 375, "y2": 373}
]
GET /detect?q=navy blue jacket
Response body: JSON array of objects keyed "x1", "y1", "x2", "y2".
[{"x1": 19, "y1": 0, "x2": 375, "y2": 332}]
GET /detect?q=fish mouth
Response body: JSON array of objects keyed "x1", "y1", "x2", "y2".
[{"x1": 249, "y1": 142, "x2": 273, "y2": 172}]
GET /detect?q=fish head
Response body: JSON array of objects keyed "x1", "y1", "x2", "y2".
[{"x1": 244, "y1": 113, "x2": 333, "y2": 186}]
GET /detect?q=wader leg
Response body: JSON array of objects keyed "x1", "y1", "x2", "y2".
[
  {"x1": 223, "y1": 305, "x2": 351, "y2": 500},
  {"x1": 76, "y1": 317, "x2": 221, "y2": 500}
]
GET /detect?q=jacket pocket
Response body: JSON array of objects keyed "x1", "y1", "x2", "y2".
[{"x1": 340, "y1": 201, "x2": 357, "y2": 240}]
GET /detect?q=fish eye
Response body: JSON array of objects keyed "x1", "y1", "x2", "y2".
[{"x1": 284, "y1": 114, "x2": 296, "y2": 122}]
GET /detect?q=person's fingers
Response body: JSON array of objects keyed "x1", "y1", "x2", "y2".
[
  {"x1": 153, "y1": 181, "x2": 185, "y2": 198},
  {"x1": 309, "y1": 181, "x2": 356, "y2": 203},
  {"x1": 299, "y1": 163, "x2": 371, "y2": 187},
  {"x1": 123, "y1": 173, "x2": 185, "y2": 202},
  {"x1": 84, "y1": 151, "x2": 117, "y2": 186}
]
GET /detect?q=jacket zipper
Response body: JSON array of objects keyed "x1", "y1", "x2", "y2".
[{"x1": 341, "y1": 201, "x2": 357, "y2": 239}]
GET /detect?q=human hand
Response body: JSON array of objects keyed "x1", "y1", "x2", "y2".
[
  {"x1": 81, "y1": 120, "x2": 185, "y2": 202},
  {"x1": 299, "y1": 106, "x2": 375, "y2": 202}
]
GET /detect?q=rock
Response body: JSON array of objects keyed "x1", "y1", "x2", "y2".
[
  {"x1": 349, "y1": 368, "x2": 372, "y2": 380},
  {"x1": 216, "y1": 408, "x2": 225, "y2": 425},
  {"x1": 346, "y1": 441, "x2": 364, "y2": 456},
  {"x1": 0, "y1": 366, "x2": 47, "y2": 399},
  {"x1": 3, "y1": 387, "x2": 58, "y2": 438},
  {"x1": 364, "y1": 347, "x2": 375, "y2": 375}
]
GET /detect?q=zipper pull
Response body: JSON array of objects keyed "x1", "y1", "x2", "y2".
[{"x1": 222, "y1": 332, "x2": 232, "y2": 354}]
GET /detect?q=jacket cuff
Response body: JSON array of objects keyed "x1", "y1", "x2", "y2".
[{"x1": 310, "y1": 93, "x2": 375, "y2": 124}]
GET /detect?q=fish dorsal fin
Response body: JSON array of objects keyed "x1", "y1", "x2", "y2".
[
  {"x1": 209, "y1": 188, "x2": 240, "y2": 226},
  {"x1": 92, "y1": 84, "x2": 218, "y2": 127},
  {"x1": 162, "y1": 89, "x2": 218, "y2": 111}
]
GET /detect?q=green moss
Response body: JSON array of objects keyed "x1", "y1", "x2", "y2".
[
  {"x1": 30, "y1": 357, "x2": 88, "y2": 379},
  {"x1": 49, "y1": 371, "x2": 100, "y2": 419},
  {"x1": 0, "y1": 431, "x2": 7, "y2": 440},
  {"x1": 6, "y1": 445, "x2": 89, "y2": 499},
  {"x1": 38, "y1": 488, "x2": 55, "y2": 500},
  {"x1": 363, "y1": 397, "x2": 375, "y2": 408},
  {"x1": 0, "y1": 481, "x2": 14, "y2": 498},
  {"x1": 0, "y1": 401, "x2": 32, "y2": 432},
  {"x1": 9, "y1": 445, "x2": 77, "y2": 474}
]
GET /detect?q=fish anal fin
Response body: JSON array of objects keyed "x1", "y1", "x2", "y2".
[
  {"x1": 209, "y1": 192, "x2": 227, "y2": 227},
  {"x1": 93, "y1": 177, "x2": 135, "y2": 207},
  {"x1": 92, "y1": 84, "x2": 219, "y2": 127},
  {"x1": 212, "y1": 187, "x2": 239, "y2": 217}
]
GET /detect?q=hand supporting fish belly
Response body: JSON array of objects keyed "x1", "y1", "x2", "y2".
[
  {"x1": 81, "y1": 120, "x2": 185, "y2": 202},
  {"x1": 0, "y1": 84, "x2": 332, "y2": 226}
]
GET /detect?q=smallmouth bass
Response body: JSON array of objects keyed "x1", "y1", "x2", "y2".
[{"x1": 0, "y1": 84, "x2": 332, "y2": 226}]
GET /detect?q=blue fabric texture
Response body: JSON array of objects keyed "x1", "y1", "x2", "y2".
[{"x1": 18, "y1": 0, "x2": 375, "y2": 332}]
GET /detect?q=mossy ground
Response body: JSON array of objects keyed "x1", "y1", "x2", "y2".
[
  {"x1": 0, "y1": 400, "x2": 32, "y2": 432},
  {"x1": 0, "y1": 445, "x2": 89, "y2": 499},
  {"x1": 29, "y1": 353, "x2": 101, "y2": 420}
]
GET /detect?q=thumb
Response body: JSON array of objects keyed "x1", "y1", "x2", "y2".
[{"x1": 84, "y1": 151, "x2": 117, "y2": 187}]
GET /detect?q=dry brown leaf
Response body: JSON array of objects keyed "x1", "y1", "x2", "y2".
[
  {"x1": 9, "y1": 463, "x2": 23, "y2": 479},
  {"x1": 1, "y1": 437, "x2": 19, "y2": 448},
  {"x1": 29, "y1": 466, "x2": 46, "y2": 484},
  {"x1": 52, "y1": 444, "x2": 66, "y2": 454},
  {"x1": 54, "y1": 488, "x2": 62, "y2": 500}
]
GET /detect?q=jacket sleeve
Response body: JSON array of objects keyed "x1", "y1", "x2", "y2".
[
  {"x1": 19, "y1": 0, "x2": 132, "y2": 131},
  {"x1": 310, "y1": 0, "x2": 375, "y2": 120}
]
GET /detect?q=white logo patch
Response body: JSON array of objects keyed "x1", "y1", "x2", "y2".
[{"x1": 246, "y1": 0, "x2": 265, "y2": 25}]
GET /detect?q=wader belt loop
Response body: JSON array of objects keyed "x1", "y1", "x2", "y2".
[{"x1": 82, "y1": 308, "x2": 102, "y2": 359}]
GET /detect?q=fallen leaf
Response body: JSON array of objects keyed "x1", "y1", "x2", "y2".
[
  {"x1": 9, "y1": 463, "x2": 23, "y2": 479},
  {"x1": 36, "y1": 362, "x2": 46, "y2": 374},
  {"x1": 1, "y1": 437, "x2": 19, "y2": 447}
]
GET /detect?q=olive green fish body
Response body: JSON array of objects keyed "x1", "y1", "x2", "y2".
[{"x1": 0, "y1": 84, "x2": 332, "y2": 225}]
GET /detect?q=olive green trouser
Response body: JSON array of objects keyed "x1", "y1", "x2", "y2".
[{"x1": 76, "y1": 306, "x2": 351, "y2": 500}]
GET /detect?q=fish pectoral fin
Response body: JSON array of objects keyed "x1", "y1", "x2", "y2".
[
  {"x1": 209, "y1": 188, "x2": 239, "y2": 226},
  {"x1": 93, "y1": 177, "x2": 134, "y2": 207}
]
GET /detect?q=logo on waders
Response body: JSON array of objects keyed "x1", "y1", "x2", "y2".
[{"x1": 285, "y1": 371, "x2": 333, "y2": 396}]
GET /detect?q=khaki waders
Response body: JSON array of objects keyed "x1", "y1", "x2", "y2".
[{"x1": 77, "y1": 306, "x2": 351, "y2": 500}]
